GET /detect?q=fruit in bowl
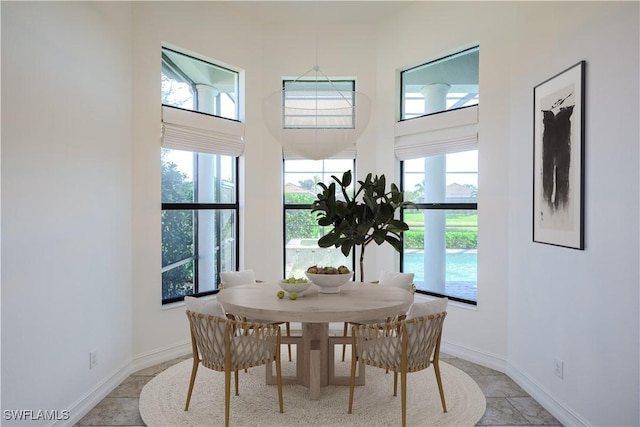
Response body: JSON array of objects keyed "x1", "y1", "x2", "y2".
[
  {"x1": 305, "y1": 265, "x2": 353, "y2": 293},
  {"x1": 278, "y1": 276, "x2": 311, "y2": 297}
]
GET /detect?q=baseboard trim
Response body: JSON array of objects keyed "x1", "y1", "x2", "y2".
[
  {"x1": 59, "y1": 342, "x2": 192, "y2": 427},
  {"x1": 440, "y1": 338, "x2": 508, "y2": 373},
  {"x1": 58, "y1": 360, "x2": 132, "y2": 427},
  {"x1": 130, "y1": 340, "x2": 192, "y2": 373},
  {"x1": 507, "y1": 361, "x2": 587, "y2": 427}
]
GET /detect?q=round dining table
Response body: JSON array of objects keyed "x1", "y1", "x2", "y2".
[{"x1": 216, "y1": 281, "x2": 414, "y2": 400}]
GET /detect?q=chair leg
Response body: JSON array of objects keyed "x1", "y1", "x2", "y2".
[
  {"x1": 401, "y1": 369, "x2": 407, "y2": 427},
  {"x1": 341, "y1": 322, "x2": 348, "y2": 362},
  {"x1": 286, "y1": 322, "x2": 292, "y2": 362},
  {"x1": 184, "y1": 358, "x2": 199, "y2": 411},
  {"x1": 393, "y1": 371, "x2": 398, "y2": 396},
  {"x1": 234, "y1": 369, "x2": 239, "y2": 396},
  {"x1": 275, "y1": 354, "x2": 284, "y2": 413},
  {"x1": 224, "y1": 369, "x2": 231, "y2": 427},
  {"x1": 348, "y1": 342, "x2": 357, "y2": 414},
  {"x1": 433, "y1": 359, "x2": 447, "y2": 413}
]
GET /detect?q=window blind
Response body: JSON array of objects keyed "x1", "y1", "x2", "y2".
[
  {"x1": 394, "y1": 105, "x2": 478, "y2": 160},
  {"x1": 282, "y1": 144, "x2": 357, "y2": 161},
  {"x1": 161, "y1": 105, "x2": 245, "y2": 156}
]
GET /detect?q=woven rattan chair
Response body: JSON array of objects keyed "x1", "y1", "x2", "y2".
[
  {"x1": 341, "y1": 272, "x2": 415, "y2": 362},
  {"x1": 184, "y1": 310, "x2": 284, "y2": 427},
  {"x1": 348, "y1": 311, "x2": 447, "y2": 427},
  {"x1": 220, "y1": 270, "x2": 293, "y2": 362}
]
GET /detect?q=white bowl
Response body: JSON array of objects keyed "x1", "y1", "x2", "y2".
[
  {"x1": 279, "y1": 280, "x2": 312, "y2": 296},
  {"x1": 305, "y1": 272, "x2": 353, "y2": 293}
]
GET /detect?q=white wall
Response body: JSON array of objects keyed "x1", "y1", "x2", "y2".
[
  {"x1": 506, "y1": 3, "x2": 639, "y2": 426},
  {"x1": 1, "y1": 2, "x2": 133, "y2": 424}
]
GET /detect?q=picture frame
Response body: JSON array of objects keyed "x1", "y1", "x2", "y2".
[{"x1": 533, "y1": 61, "x2": 585, "y2": 249}]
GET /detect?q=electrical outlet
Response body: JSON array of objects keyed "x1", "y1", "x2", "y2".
[
  {"x1": 89, "y1": 351, "x2": 98, "y2": 369},
  {"x1": 554, "y1": 358, "x2": 563, "y2": 379}
]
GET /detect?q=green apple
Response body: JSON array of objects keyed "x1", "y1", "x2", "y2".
[
  {"x1": 276, "y1": 290, "x2": 285, "y2": 299},
  {"x1": 289, "y1": 291, "x2": 298, "y2": 300}
]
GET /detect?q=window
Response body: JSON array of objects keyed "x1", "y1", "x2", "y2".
[
  {"x1": 283, "y1": 159, "x2": 355, "y2": 278},
  {"x1": 397, "y1": 47, "x2": 479, "y2": 304},
  {"x1": 161, "y1": 150, "x2": 239, "y2": 303},
  {"x1": 161, "y1": 47, "x2": 241, "y2": 304},
  {"x1": 283, "y1": 79, "x2": 355, "y2": 129},
  {"x1": 401, "y1": 150, "x2": 478, "y2": 304},
  {"x1": 162, "y1": 47, "x2": 239, "y2": 120},
  {"x1": 401, "y1": 46, "x2": 479, "y2": 120}
]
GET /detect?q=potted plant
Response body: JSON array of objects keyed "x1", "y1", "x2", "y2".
[{"x1": 311, "y1": 171, "x2": 413, "y2": 282}]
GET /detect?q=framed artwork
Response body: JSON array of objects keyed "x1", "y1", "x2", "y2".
[{"x1": 533, "y1": 61, "x2": 585, "y2": 249}]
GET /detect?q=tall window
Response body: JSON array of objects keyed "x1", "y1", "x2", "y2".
[
  {"x1": 402, "y1": 151, "x2": 478, "y2": 304},
  {"x1": 161, "y1": 46, "x2": 242, "y2": 304},
  {"x1": 401, "y1": 46, "x2": 479, "y2": 120},
  {"x1": 161, "y1": 151, "x2": 238, "y2": 303},
  {"x1": 283, "y1": 159, "x2": 355, "y2": 278},
  {"x1": 397, "y1": 47, "x2": 479, "y2": 304}
]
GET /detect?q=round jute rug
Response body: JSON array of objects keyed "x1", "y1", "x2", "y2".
[{"x1": 140, "y1": 356, "x2": 485, "y2": 427}]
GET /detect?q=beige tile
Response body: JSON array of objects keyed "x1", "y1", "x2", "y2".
[
  {"x1": 133, "y1": 355, "x2": 190, "y2": 377},
  {"x1": 477, "y1": 397, "x2": 530, "y2": 426},
  {"x1": 76, "y1": 397, "x2": 143, "y2": 426},
  {"x1": 445, "y1": 357, "x2": 490, "y2": 376},
  {"x1": 107, "y1": 376, "x2": 153, "y2": 398},
  {"x1": 471, "y1": 374, "x2": 529, "y2": 398},
  {"x1": 508, "y1": 397, "x2": 561, "y2": 425}
]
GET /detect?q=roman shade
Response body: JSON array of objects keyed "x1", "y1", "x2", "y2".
[
  {"x1": 161, "y1": 105, "x2": 245, "y2": 156},
  {"x1": 282, "y1": 145, "x2": 356, "y2": 160},
  {"x1": 394, "y1": 105, "x2": 478, "y2": 160}
]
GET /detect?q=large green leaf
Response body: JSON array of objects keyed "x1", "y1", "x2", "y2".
[
  {"x1": 388, "y1": 218, "x2": 410, "y2": 231},
  {"x1": 384, "y1": 235, "x2": 403, "y2": 252}
]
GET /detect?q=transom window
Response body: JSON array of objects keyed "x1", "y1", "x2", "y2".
[
  {"x1": 162, "y1": 47, "x2": 239, "y2": 120},
  {"x1": 401, "y1": 46, "x2": 479, "y2": 120},
  {"x1": 283, "y1": 80, "x2": 355, "y2": 129}
]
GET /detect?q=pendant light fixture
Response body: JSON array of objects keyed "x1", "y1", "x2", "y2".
[{"x1": 263, "y1": 65, "x2": 371, "y2": 160}]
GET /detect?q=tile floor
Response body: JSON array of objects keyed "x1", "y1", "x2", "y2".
[{"x1": 75, "y1": 349, "x2": 561, "y2": 427}]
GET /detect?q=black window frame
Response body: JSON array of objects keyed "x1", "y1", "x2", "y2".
[
  {"x1": 400, "y1": 160, "x2": 478, "y2": 306},
  {"x1": 282, "y1": 158, "x2": 357, "y2": 277},
  {"x1": 161, "y1": 154, "x2": 240, "y2": 304},
  {"x1": 282, "y1": 79, "x2": 356, "y2": 130},
  {"x1": 400, "y1": 45, "x2": 479, "y2": 122}
]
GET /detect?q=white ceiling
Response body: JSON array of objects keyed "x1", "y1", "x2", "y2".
[{"x1": 226, "y1": 1, "x2": 412, "y2": 24}]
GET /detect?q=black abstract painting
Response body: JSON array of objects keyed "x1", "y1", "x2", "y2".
[
  {"x1": 542, "y1": 96, "x2": 573, "y2": 212},
  {"x1": 533, "y1": 61, "x2": 585, "y2": 249}
]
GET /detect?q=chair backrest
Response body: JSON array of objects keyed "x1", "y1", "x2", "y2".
[
  {"x1": 377, "y1": 271, "x2": 415, "y2": 291},
  {"x1": 186, "y1": 310, "x2": 228, "y2": 371},
  {"x1": 219, "y1": 269, "x2": 257, "y2": 289},
  {"x1": 186, "y1": 309, "x2": 281, "y2": 372},
  {"x1": 353, "y1": 311, "x2": 447, "y2": 373},
  {"x1": 404, "y1": 312, "x2": 447, "y2": 371}
]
